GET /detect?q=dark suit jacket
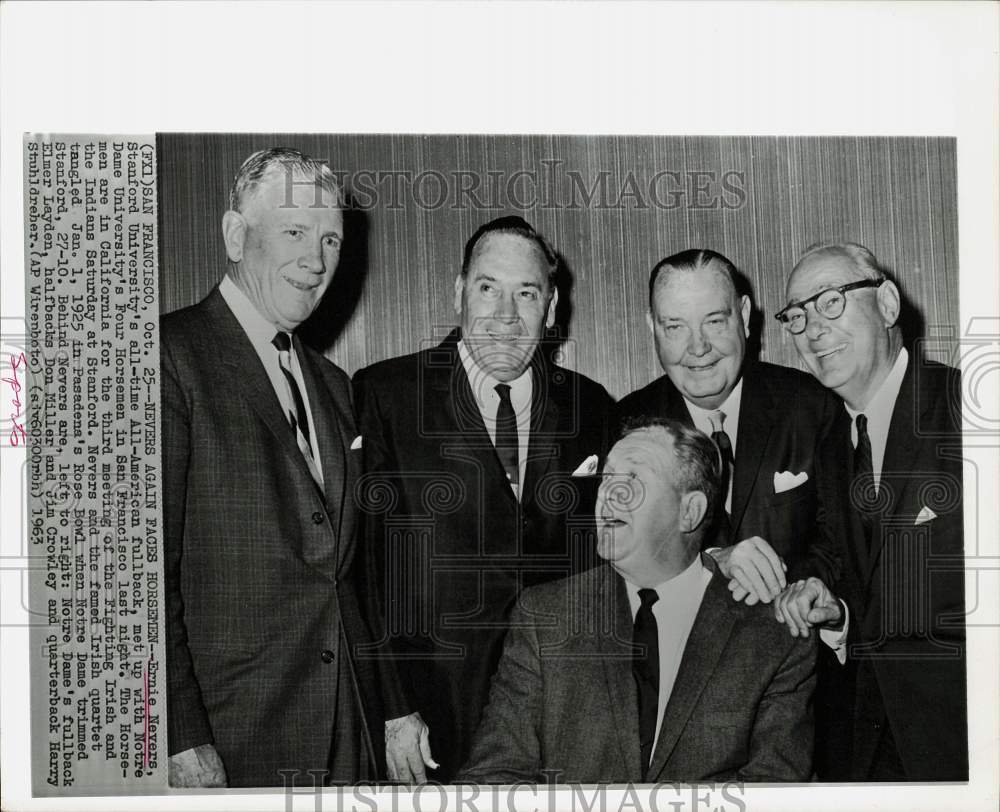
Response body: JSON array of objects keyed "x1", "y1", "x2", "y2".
[
  {"x1": 615, "y1": 361, "x2": 842, "y2": 583},
  {"x1": 458, "y1": 558, "x2": 817, "y2": 784},
  {"x1": 820, "y1": 356, "x2": 967, "y2": 780},
  {"x1": 162, "y1": 286, "x2": 384, "y2": 787},
  {"x1": 352, "y1": 330, "x2": 614, "y2": 780}
]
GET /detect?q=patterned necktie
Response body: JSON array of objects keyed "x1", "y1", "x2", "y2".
[
  {"x1": 633, "y1": 587, "x2": 660, "y2": 778},
  {"x1": 494, "y1": 383, "x2": 519, "y2": 491},
  {"x1": 272, "y1": 331, "x2": 313, "y2": 457},
  {"x1": 854, "y1": 413, "x2": 875, "y2": 547},
  {"x1": 708, "y1": 410, "x2": 734, "y2": 518}
]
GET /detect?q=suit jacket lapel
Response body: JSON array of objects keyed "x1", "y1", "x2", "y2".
[
  {"x1": 865, "y1": 353, "x2": 921, "y2": 582},
  {"x1": 203, "y1": 289, "x2": 317, "y2": 487},
  {"x1": 599, "y1": 567, "x2": 643, "y2": 780},
  {"x1": 729, "y1": 365, "x2": 774, "y2": 540},
  {"x1": 647, "y1": 561, "x2": 739, "y2": 780},
  {"x1": 296, "y1": 341, "x2": 348, "y2": 521},
  {"x1": 829, "y1": 408, "x2": 871, "y2": 586},
  {"x1": 434, "y1": 331, "x2": 517, "y2": 504},
  {"x1": 521, "y1": 360, "x2": 560, "y2": 511}
]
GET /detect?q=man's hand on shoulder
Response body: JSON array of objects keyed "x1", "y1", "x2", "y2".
[
  {"x1": 385, "y1": 712, "x2": 438, "y2": 785},
  {"x1": 774, "y1": 577, "x2": 843, "y2": 637},
  {"x1": 710, "y1": 537, "x2": 787, "y2": 604},
  {"x1": 168, "y1": 744, "x2": 227, "y2": 787}
]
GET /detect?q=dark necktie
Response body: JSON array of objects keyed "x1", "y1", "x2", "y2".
[
  {"x1": 272, "y1": 331, "x2": 312, "y2": 453},
  {"x1": 494, "y1": 383, "x2": 519, "y2": 491},
  {"x1": 633, "y1": 587, "x2": 660, "y2": 778},
  {"x1": 709, "y1": 410, "x2": 734, "y2": 531},
  {"x1": 853, "y1": 413, "x2": 875, "y2": 547}
]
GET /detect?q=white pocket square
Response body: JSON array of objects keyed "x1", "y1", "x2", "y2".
[
  {"x1": 350, "y1": 435, "x2": 363, "y2": 450},
  {"x1": 572, "y1": 454, "x2": 599, "y2": 476},
  {"x1": 773, "y1": 470, "x2": 808, "y2": 493},
  {"x1": 915, "y1": 506, "x2": 937, "y2": 525}
]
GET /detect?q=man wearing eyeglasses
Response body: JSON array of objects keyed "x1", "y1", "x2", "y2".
[
  {"x1": 615, "y1": 249, "x2": 844, "y2": 606},
  {"x1": 774, "y1": 241, "x2": 966, "y2": 781}
]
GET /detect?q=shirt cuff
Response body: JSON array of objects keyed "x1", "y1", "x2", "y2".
[{"x1": 818, "y1": 601, "x2": 850, "y2": 665}]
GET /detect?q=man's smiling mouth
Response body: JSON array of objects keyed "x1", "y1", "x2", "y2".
[
  {"x1": 685, "y1": 360, "x2": 719, "y2": 372},
  {"x1": 487, "y1": 332, "x2": 521, "y2": 343},
  {"x1": 815, "y1": 344, "x2": 847, "y2": 360},
  {"x1": 285, "y1": 277, "x2": 320, "y2": 292}
]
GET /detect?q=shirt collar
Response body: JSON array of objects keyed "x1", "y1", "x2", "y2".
[
  {"x1": 457, "y1": 339, "x2": 532, "y2": 407},
  {"x1": 219, "y1": 274, "x2": 288, "y2": 354},
  {"x1": 624, "y1": 554, "x2": 708, "y2": 608},
  {"x1": 684, "y1": 377, "x2": 744, "y2": 427},
  {"x1": 844, "y1": 347, "x2": 909, "y2": 421}
]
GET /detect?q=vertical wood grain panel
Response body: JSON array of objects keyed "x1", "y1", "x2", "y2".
[{"x1": 158, "y1": 135, "x2": 959, "y2": 397}]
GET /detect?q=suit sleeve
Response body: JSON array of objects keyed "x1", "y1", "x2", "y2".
[
  {"x1": 738, "y1": 633, "x2": 817, "y2": 781},
  {"x1": 455, "y1": 600, "x2": 544, "y2": 783},
  {"x1": 352, "y1": 369, "x2": 414, "y2": 721},
  {"x1": 161, "y1": 335, "x2": 215, "y2": 755}
]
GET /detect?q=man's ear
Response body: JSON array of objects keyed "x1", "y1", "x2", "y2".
[
  {"x1": 545, "y1": 286, "x2": 560, "y2": 329},
  {"x1": 453, "y1": 274, "x2": 464, "y2": 316},
  {"x1": 877, "y1": 279, "x2": 901, "y2": 329},
  {"x1": 679, "y1": 490, "x2": 709, "y2": 533},
  {"x1": 645, "y1": 309, "x2": 655, "y2": 337},
  {"x1": 739, "y1": 294, "x2": 752, "y2": 338},
  {"x1": 222, "y1": 211, "x2": 247, "y2": 263}
]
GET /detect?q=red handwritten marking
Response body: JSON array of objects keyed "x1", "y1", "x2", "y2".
[
  {"x1": 2, "y1": 352, "x2": 27, "y2": 446},
  {"x1": 144, "y1": 660, "x2": 151, "y2": 767}
]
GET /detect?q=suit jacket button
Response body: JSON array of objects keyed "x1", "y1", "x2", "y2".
[
  {"x1": 320, "y1": 649, "x2": 335, "y2": 664},
  {"x1": 312, "y1": 511, "x2": 324, "y2": 524}
]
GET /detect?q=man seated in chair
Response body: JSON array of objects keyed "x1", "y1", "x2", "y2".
[{"x1": 458, "y1": 416, "x2": 817, "y2": 784}]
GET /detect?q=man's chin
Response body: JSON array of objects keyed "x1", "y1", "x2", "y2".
[
  {"x1": 468, "y1": 346, "x2": 532, "y2": 381},
  {"x1": 595, "y1": 532, "x2": 622, "y2": 562}
]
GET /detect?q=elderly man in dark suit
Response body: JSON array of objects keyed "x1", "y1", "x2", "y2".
[
  {"x1": 162, "y1": 148, "x2": 427, "y2": 787},
  {"x1": 353, "y1": 216, "x2": 614, "y2": 781},
  {"x1": 616, "y1": 249, "x2": 843, "y2": 604},
  {"x1": 774, "y1": 241, "x2": 967, "y2": 781},
  {"x1": 459, "y1": 416, "x2": 817, "y2": 784}
]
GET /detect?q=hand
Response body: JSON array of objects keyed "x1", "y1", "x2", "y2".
[
  {"x1": 774, "y1": 577, "x2": 843, "y2": 637},
  {"x1": 711, "y1": 537, "x2": 787, "y2": 604},
  {"x1": 168, "y1": 744, "x2": 227, "y2": 787},
  {"x1": 385, "y1": 712, "x2": 438, "y2": 784}
]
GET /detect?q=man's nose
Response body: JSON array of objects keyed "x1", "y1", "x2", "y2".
[
  {"x1": 492, "y1": 294, "x2": 519, "y2": 323},
  {"x1": 687, "y1": 327, "x2": 711, "y2": 356},
  {"x1": 803, "y1": 306, "x2": 829, "y2": 340},
  {"x1": 298, "y1": 240, "x2": 324, "y2": 273}
]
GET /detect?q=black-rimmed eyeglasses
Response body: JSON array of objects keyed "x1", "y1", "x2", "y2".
[{"x1": 774, "y1": 278, "x2": 885, "y2": 335}]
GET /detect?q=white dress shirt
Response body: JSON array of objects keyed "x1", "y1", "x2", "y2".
[
  {"x1": 685, "y1": 378, "x2": 744, "y2": 514},
  {"x1": 218, "y1": 274, "x2": 324, "y2": 483},
  {"x1": 845, "y1": 347, "x2": 909, "y2": 491},
  {"x1": 458, "y1": 340, "x2": 532, "y2": 499},
  {"x1": 625, "y1": 557, "x2": 713, "y2": 754}
]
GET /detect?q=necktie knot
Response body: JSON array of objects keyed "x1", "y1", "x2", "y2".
[
  {"x1": 272, "y1": 331, "x2": 292, "y2": 352},
  {"x1": 638, "y1": 587, "x2": 659, "y2": 611},
  {"x1": 708, "y1": 410, "x2": 726, "y2": 434},
  {"x1": 495, "y1": 383, "x2": 512, "y2": 403},
  {"x1": 856, "y1": 413, "x2": 868, "y2": 436}
]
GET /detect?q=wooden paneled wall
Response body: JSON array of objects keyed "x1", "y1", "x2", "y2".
[{"x1": 157, "y1": 135, "x2": 958, "y2": 398}]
